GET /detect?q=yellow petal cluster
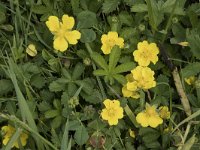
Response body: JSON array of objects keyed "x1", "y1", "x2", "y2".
[
  {"x1": 184, "y1": 76, "x2": 196, "y2": 85},
  {"x1": 159, "y1": 106, "x2": 170, "y2": 119},
  {"x1": 131, "y1": 66, "x2": 156, "y2": 90},
  {"x1": 133, "y1": 41, "x2": 159, "y2": 66},
  {"x1": 1, "y1": 125, "x2": 28, "y2": 148},
  {"x1": 101, "y1": 31, "x2": 124, "y2": 54},
  {"x1": 177, "y1": 41, "x2": 189, "y2": 47},
  {"x1": 26, "y1": 44, "x2": 37, "y2": 57},
  {"x1": 46, "y1": 15, "x2": 81, "y2": 52},
  {"x1": 101, "y1": 99, "x2": 123, "y2": 126},
  {"x1": 122, "y1": 74, "x2": 140, "y2": 99},
  {"x1": 136, "y1": 104, "x2": 163, "y2": 128}
]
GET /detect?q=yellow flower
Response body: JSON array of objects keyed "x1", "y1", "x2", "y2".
[
  {"x1": 159, "y1": 106, "x2": 170, "y2": 119},
  {"x1": 101, "y1": 31, "x2": 124, "y2": 54},
  {"x1": 1, "y1": 125, "x2": 28, "y2": 148},
  {"x1": 184, "y1": 76, "x2": 196, "y2": 85},
  {"x1": 26, "y1": 44, "x2": 37, "y2": 57},
  {"x1": 133, "y1": 41, "x2": 159, "y2": 66},
  {"x1": 101, "y1": 99, "x2": 123, "y2": 125},
  {"x1": 129, "y1": 129, "x2": 135, "y2": 138},
  {"x1": 136, "y1": 104, "x2": 163, "y2": 128},
  {"x1": 177, "y1": 41, "x2": 189, "y2": 47},
  {"x1": 122, "y1": 74, "x2": 140, "y2": 99},
  {"x1": 131, "y1": 66, "x2": 156, "y2": 90},
  {"x1": 46, "y1": 15, "x2": 81, "y2": 52}
]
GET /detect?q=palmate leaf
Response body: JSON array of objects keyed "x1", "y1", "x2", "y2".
[
  {"x1": 72, "y1": 63, "x2": 85, "y2": 80},
  {"x1": 113, "y1": 62, "x2": 135, "y2": 74},
  {"x1": 74, "y1": 125, "x2": 89, "y2": 145},
  {"x1": 109, "y1": 46, "x2": 121, "y2": 71},
  {"x1": 181, "y1": 62, "x2": 200, "y2": 78},
  {"x1": 102, "y1": 0, "x2": 121, "y2": 14},
  {"x1": 91, "y1": 52, "x2": 108, "y2": 71}
]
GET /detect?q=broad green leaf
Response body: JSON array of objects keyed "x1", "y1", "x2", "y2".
[
  {"x1": 80, "y1": 29, "x2": 96, "y2": 43},
  {"x1": 93, "y1": 69, "x2": 108, "y2": 76},
  {"x1": 102, "y1": 0, "x2": 121, "y2": 14},
  {"x1": 162, "y1": 0, "x2": 185, "y2": 15},
  {"x1": 45, "y1": 110, "x2": 59, "y2": 119},
  {"x1": 181, "y1": 62, "x2": 200, "y2": 78},
  {"x1": 113, "y1": 62, "x2": 135, "y2": 74},
  {"x1": 186, "y1": 28, "x2": 200, "y2": 59},
  {"x1": 68, "y1": 82, "x2": 77, "y2": 96},
  {"x1": 146, "y1": 0, "x2": 163, "y2": 31},
  {"x1": 74, "y1": 125, "x2": 89, "y2": 145},
  {"x1": 72, "y1": 63, "x2": 85, "y2": 80},
  {"x1": 109, "y1": 46, "x2": 121, "y2": 71},
  {"x1": 49, "y1": 78, "x2": 69, "y2": 92},
  {"x1": 113, "y1": 74, "x2": 126, "y2": 84},
  {"x1": 91, "y1": 52, "x2": 108, "y2": 70},
  {"x1": 131, "y1": 4, "x2": 147, "y2": 12},
  {"x1": 77, "y1": 10, "x2": 97, "y2": 29},
  {"x1": 51, "y1": 116, "x2": 62, "y2": 129},
  {"x1": 119, "y1": 11, "x2": 134, "y2": 26}
]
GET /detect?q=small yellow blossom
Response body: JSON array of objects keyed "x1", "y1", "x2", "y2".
[
  {"x1": 159, "y1": 106, "x2": 170, "y2": 119},
  {"x1": 46, "y1": 15, "x2": 81, "y2": 52},
  {"x1": 177, "y1": 42, "x2": 189, "y2": 47},
  {"x1": 136, "y1": 104, "x2": 163, "y2": 128},
  {"x1": 129, "y1": 129, "x2": 135, "y2": 138},
  {"x1": 131, "y1": 66, "x2": 156, "y2": 90},
  {"x1": 1, "y1": 125, "x2": 28, "y2": 148},
  {"x1": 101, "y1": 31, "x2": 124, "y2": 54},
  {"x1": 184, "y1": 76, "x2": 196, "y2": 85},
  {"x1": 26, "y1": 44, "x2": 37, "y2": 57},
  {"x1": 122, "y1": 74, "x2": 140, "y2": 99},
  {"x1": 101, "y1": 99, "x2": 123, "y2": 126},
  {"x1": 133, "y1": 40, "x2": 159, "y2": 66}
]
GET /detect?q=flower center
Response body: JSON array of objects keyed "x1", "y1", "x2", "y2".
[
  {"x1": 107, "y1": 108, "x2": 116, "y2": 117},
  {"x1": 146, "y1": 107, "x2": 156, "y2": 116}
]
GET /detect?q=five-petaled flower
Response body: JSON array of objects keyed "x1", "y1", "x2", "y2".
[
  {"x1": 46, "y1": 15, "x2": 81, "y2": 52},
  {"x1": 131, "y1": 66, "x2": 156, "y2": 90},
  {"x1": 1, "y1": 125, "x2": 28, "y2": 148},
  {"x1": 133, "y1": 40, "x2": 159, "y2": 66},
  {"x1": 136, "y1": 104, "x2": 163, "y2": 128},
  {"x1": 101, "y1": 31, "x2": 124, "y2": 54},
  {"x1": 101, "y1": 99, "x2": 123, "y2": 126}
]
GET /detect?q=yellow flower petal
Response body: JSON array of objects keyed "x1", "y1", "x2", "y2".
[
  {"x1": 136, "y1": 112, "x2": 149, "y2": 127},
  {"x1": 177, "y1": 42, "x2": 189, "y2": 47},
  {"x1": 108, "y1": 117, "x2": 119, "y2": 125},
  {"x1": 159, "y1": 106, "x2": 170, "y2": 119},
  {"x1": 101, "y1": 44, "x2": 111, "y2": 54},
  {"x1": 26, "y1": 44, "x2": 37, "y2": 57},
  {"x1": 107, "y1": 31, "x2": 118, "y2": 39},
  {"x1": 46, "y1": 16, "x2": 60, "y2": 32},
  {"x1": 53, "y1": 37, "x2": 68, "y2": 52},
  {"x1": 129, "y1": 129, "x2": 135, "y2": 138},
  {"x1": 184, "y1": 76, "x2": 196, "y2": 85},
  {"x1": 65, "y1": 30, "x2": 81, "y2": 45},
  {"x1": 122, "y1": 86, "x2": 133, "y2": 97},
  {"x1": 148, "y1": 116, "x2": 163, "y2": 128},
  {"x1": 62, "y1": 15, "x2": 75, "y2": 30},
  {"x1": 127, "y1": 82, "x2": 137, "y2": 91}
]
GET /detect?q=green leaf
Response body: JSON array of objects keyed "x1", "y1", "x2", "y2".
[
  {"x1": 81, "y1": 89, "x2": 102, "y2": 104},
  {"x1": 72, "y1": 63, "x2": 85, "y2": 80},
  {"x1": 74, "y1": 125, "x2": 89, "y2": 145},
  {"x1": 109, "y1": 46, "x2": 121, "y2": 71},
  {"x1": 113, "y1": 62, "x2": 135, "y2": 74},
  {"x1": 162, "y1": 0, "x2": 185, "y2": 15},
  {"x1": 113, "y1": 74, "x2": 126, "y2": 84},
  {"x1": 93, "y1": 69, "x2": 108, "y2": 76},
  {"x1": 131, "y1": 4, "x2": 147, "y2": 12},
  {"x1": 45, "y1": 110, "x2": 59, "y2": 119},
  {"x1": 102, "y1": 0, "x2": 121, "y2": 14},
  {"x1": 61, "y1": 120, "x2": 71, "y2": 150},
  {"x1": 51, "y1": 116, "x2": 62, "y2": 129},
  {"x1": 91, "y1": 52, "x2": 108, "y2": 70},
  {"x1": 0, "y1": 79, "x2": 13, "y2": 95},
  {"x1": 30, "y1": 75, "x2": 46, "y2": 89},
  {"x1": 77, "y1": 10, "x2": 97, "y2": 29},
  {"x1": 31, "y1": 5, "x2": 49, "y2": 14},
  {"x1": 80, "y1": 29, "x2": 96, "y2": 43},
  {"x1": 42, "y1": 49, "x2": 54, "y2": 61},
  {"x1": 186, "y1": 28, "x2": 200, "y2": 59},
  {"x1": 49, "y1": 78, "x2": 69, "y2": 92},
  {"x1": 146, "y1": 0, "x2": 164, "y2": 31},
  {"x1": 181, "y1": 134, "x2": 196, "y2": 150},
  {"x1": 119, "y1": 11, "x2": 134, "y2": 26},
  {"x1": 181, "y1": 62, "x2": 200, "y2": 78}
]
